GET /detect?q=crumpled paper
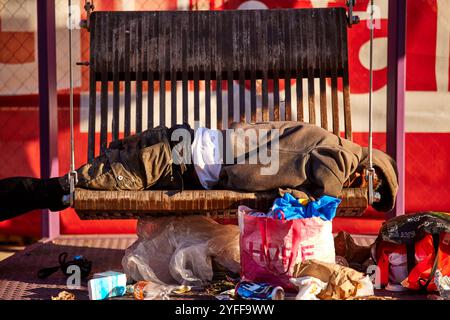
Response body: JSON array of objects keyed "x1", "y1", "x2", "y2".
[{"x1": 292, "y1": 259, "x2": 374, "y2": 300}]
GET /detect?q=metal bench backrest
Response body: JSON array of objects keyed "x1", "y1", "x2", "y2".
[{"x1": 87, "y1": 8, "x2": 352, "y2": 161}]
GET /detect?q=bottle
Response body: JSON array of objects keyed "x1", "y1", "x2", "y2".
[{"x1": 129, "y1": 281, "x2": 172, "y2": 300}]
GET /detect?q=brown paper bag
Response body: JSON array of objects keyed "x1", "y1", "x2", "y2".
[{"x1": 293, "y1": 259, "x2": 366, "y2": 300}]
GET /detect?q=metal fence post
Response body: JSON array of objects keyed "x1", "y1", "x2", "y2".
[
  {"x1": 387, "y1": 0, "x2": 407, "y2": 217},
  {"x1": 37, "y1": 0, "x2": 60, "y2": 239}
]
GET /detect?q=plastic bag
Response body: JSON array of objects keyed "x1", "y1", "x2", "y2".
[
  {"x1": 238, "y1": 206, "x2": 335, "y2": 290},
  {"x1": 271, "y1": 193, "x2": 340, "y2": 221},
  {"x1": 122, "y1": 216, "x2": 240, "y2": 286},
  {"x1": 356, "y1": 275, "x2": 375, "y2": 297},
  {"x1": 373, "y1": 212, "x2": 450, "y2": 292},
  {"x1": 388, "y1": 252, "x2": 408, "y2": 284}
]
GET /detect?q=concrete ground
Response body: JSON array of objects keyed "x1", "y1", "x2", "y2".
[
  {"x1": 0, "y1": 245, "x2": 25, "y2": 262},
  {"x1": 0, "y1": 235, "x2": 35, "y2": 262}
]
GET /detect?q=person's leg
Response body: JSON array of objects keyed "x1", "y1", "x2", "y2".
[
  {"x1": 0, "y1": 176, "x2": 69, "y2": 221},
  {"x1": 0, "y1": 124, "x2": 194, "y2": 221}
]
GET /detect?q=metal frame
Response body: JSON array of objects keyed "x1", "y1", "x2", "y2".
[
  {"x1": 387, "y1": 0, "x2": 407, "y2": 217},
  {"x1": 36, "y1": 2, "x2": 408, "y2": 237},
  {"x1": 37, "y1": 0, "x2": 60, "y2": 239}
]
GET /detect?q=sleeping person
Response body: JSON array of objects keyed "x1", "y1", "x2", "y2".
[{"x1": 0, "y1": 121, "x2": 397, "y2": 221}]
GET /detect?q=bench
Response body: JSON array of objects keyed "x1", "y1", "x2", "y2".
[{"x1": 73, "y1": 8, "x2": 368, "y2": 219}]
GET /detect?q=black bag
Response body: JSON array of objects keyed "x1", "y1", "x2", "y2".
[{"x1": 372, "y1": 212, "x2": 450, "y2": 291}]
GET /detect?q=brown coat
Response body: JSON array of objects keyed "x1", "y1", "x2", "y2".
[{"x1": 218, "y1": 122, "x2": 398, "y2": 212}]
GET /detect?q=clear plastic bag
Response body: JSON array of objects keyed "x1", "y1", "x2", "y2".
[{"x1": 122, "y1": 216, "x2": 240, "y2": 286}]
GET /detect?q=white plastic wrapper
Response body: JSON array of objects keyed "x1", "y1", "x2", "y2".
[
  {"x1": 356, "y1": 275, "x2": 375, "y2": 297},
  {"x1": 290, "y1": 276, "x2": 327, "y2": 300},
  {"x1": 435, "y1": 270, "x2": 450, "y2": 300},
  {"x1": 122, "y1": 216, "x2": 240, "y2": 286}
]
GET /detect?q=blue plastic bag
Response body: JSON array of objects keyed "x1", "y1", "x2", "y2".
[{"x1": 270, "y1": 193, "x2": 341, "y2": 221}]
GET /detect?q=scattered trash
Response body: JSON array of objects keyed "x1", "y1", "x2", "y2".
[
  {"x1": 215, "y1": 289, "x2": 235, "y2": 300},
  {"x1": 290, "y1": 276, "x2": 327, "y2": 300},
  {"x1": 173, "y1": 285, "x2": 192, "y2": 295},
  {"x1": 235, "y1": 281, "x2": 285, "y2": 300},
  {"x1": 205, "y1": 280, "x2": 236, "y2": 296},
  {"x1": 435, "y1": 270, "x2": 450, "y2": 300},
  {"x1": 291, "y1": 259, "x2": 374, "y2": 300},
  {"x1": 239, "y1": 205, "x2": 335, "y2": 290},
  {"x1": 122, "y1": 216, "x2": 240, "y2": 287},
  {"x1": 38, "y1": 252, "x2": 92, "y2": 280},
  {"x1": 88, "y1": 271, "x2": 127, "y2": 300},
  {"x1": 130, "y1": 280, "x2": 175, "y2": 300},
  {"x1": 51, "y1": 291, "x2": 75, "y2": 300},
  {"x1": 125, "y1": 284, "x2": 135, "y2": 298}
]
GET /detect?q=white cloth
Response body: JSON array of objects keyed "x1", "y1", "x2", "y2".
[{"x1": 191, "y1": 127, "x2": 222, "y2": 189}]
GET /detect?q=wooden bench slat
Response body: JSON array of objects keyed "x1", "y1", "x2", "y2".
[
  {"x1": 216, "y1": 78, "x2": 223, "y2": 130},
  {"x1": 307, "y1": 73, "x2": 315, "y2": 124},
  {"x1": 87, "y1": 8, "x2": 352, "y2": 149},
  {"x1": 283, "y1": 10, "x2": 292, "y2": 121},
  {"x1": 205, "y1": 71, "x2": 211, "y2": 128},
  {"x1": 123, "y1": 18, "x2": 131, "y2": 137},
  {"x1": 99, "y1": 13, "x2": 109, "y2": 154},
  {"x1": 147, "y1": 72, "x2": 154, "y2": 129},
  {"x1": 329, "y1": 9, "x2": 340, "y2": 136},
  {"x1": 74, "y1": 188, "x2": 368, "y2": 218},
  {"x1": 318, "y1": 11, "x2": 328, "y2": 131},
  {"x1": 135, "y1": 18, "x2": 143, "y2": 133},
  {"x1": 112, "y1": 13, "x2": 120, "y2": 141},
  {"x1": 227, "y1": 71, "x2": 233, "y2": 126}
]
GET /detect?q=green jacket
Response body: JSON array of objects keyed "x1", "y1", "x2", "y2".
[
  {"x1": 75, "y1": 125, "x2": 191, "y2": 191},
  {"x1": 218, "y1": 122, "x2": 398, "y2": 212}
]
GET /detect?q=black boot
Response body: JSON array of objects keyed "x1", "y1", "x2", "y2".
[{"x1": 0, "y1": 177, "x2": 70, "y2": 221}]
